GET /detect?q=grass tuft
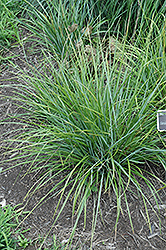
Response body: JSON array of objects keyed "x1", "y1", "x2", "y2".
[
  {"x1": 3, "y1": 29, "x2": 166, "y2": 248},
  {"x1": 1, "y1": 0, "x2": 166, "y2": 249}
]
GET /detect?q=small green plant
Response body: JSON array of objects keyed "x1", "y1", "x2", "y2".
[
  {"x1": 0, "y1": 205, "x2": 17, "y2": 249},
  {"x1": 0, "y1": 0, "x2": 22, "y2": 53},
  {"x1": 0, "y1": 204, "x2": 31, "y2": 250},
  {"x1": 18, "y1": 234, "x2": 31, "y2": 249}
]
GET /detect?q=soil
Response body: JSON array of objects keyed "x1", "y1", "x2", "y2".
[{"x1": 0, "y1": 31, "x2": 166, "y2": 250}]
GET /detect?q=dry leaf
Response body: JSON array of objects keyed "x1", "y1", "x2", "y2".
[
  {"x1": 81, "y1": 26, "x2": 93, "y2": 36},
  {"x1": 84, "y1": 45, "x2": 96, "y2": 62},
  {"x1": 84, "y1": 45, "x2": 96, "y2": 55},
  {"x1": 68, "y1": 23, "x2": 78, "y2": 33},
  {"x1": 75, "y1": 39, "x2": 83, "y2": 49},
  {"x1": 109, "y1": 36, "x2": 117, "y2": 53}
]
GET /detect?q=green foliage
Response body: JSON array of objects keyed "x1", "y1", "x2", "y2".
[
  {"x1": 1, "y1": 0, "x2": 166, "y2": 249},
  {"x1": 0, "y1": 205, "x2": 17, "y2": 250},
  {"x1": 18, "y1": 234, "x2": 31, "y2": 249},
  {"x1": 20, "y1": 0, "x2": 105, "y2": 59},
  {"x1": 0, "y1": 205, "x2": 31, "y2": 250},
  {"x1": 22, "y1": 0, "x2": 166, "y2": 45},
  {"x1": 88, "y1": 0, "x2": 166, "y2": 38},
  {"x1": 6, "y1": 26, "x2": 166, "y2": 248},
  {"x1": 0, "y1": 0, "x2": 22, "y2": 52}
]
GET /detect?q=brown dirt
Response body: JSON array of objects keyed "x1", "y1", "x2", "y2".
[{"x1": 0, "y1": 32, "x2": 166, "y2": 250}]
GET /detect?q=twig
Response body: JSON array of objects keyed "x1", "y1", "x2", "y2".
[
  {"x1": 127, "y1": 232, "x2": 140, "y2": 249},
  {"x1": 158, "y1": 235, "x2": 166, "y2": 242}
]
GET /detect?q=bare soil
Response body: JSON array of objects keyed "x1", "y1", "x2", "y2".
[{"x1": 0, "y1": 33, "x2": 166, "y2": 250}]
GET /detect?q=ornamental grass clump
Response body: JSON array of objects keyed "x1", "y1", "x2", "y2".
[
  {"x1": 3, "y1": 29, "x2": 165, "y2": 248},
  {"x1": 21, "y1": 0, "x2": 166, "y2": 56},
  {"x1": 21, "y1": 0, "x2": 104, "y2": 60}
]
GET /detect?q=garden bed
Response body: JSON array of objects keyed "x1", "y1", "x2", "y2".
[{"x1": 0, "y1": 1, "x2": 166, "y2": 249}]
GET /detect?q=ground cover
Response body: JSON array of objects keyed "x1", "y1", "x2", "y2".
[
  {"x1": 0, "y1": 0, "x2": 22, "y2": 58},
  {"x1": 0, "y1": 0, "x2": 166, "y2": 249}
]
